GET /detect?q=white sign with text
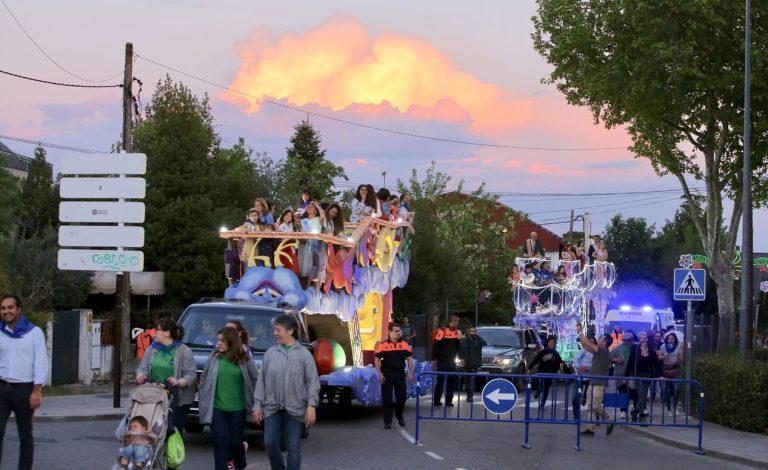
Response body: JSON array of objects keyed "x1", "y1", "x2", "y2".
[
  {"x1": 59, "y1": 201, "x2": 145, "y2": 223},
  {"x1": 60, "y1": 177, "x2": 146, "y2": 199},
  {"x1": 58, "y1": 249, "x2": 144, "y2": 272}
]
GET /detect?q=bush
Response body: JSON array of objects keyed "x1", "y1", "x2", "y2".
[{"x1": 694, "y1": 355, "x2": 768, "y2": 434}]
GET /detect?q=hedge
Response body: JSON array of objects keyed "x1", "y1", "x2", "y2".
[{"x1": 694, "y1": 355, "x2": 768, "y2": 434}]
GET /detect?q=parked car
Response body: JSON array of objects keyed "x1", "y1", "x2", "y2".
[
  {"x1": 177, "y1": 299, "x2": 309, "y2": 434},
  {"x1": 476, "y1": 326, "x2": 542, "y2": 390}
]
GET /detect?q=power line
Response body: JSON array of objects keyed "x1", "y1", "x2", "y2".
[
  {"x1": 535, "y1": 195, "x2": 683, "y2": 224},
  {"x1": 1, "y1": 0, "x2": 124, "y2": 83},
  {"x1": 0, "y1": 69, "x2": 123, "y2": 88},
  {"x1": 0, "y1": 134, "x2": 103, "y2": 154},
  {"x1": 527, "y1": 193, "x2": 685, "y2": 216},
  {"x1": 134, "y1": 51, "x2": 628, "y2": 152}
]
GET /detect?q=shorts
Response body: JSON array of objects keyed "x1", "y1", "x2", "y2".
[{"x1": 118, "y1": 444, "x2": 151, "y2": 464}]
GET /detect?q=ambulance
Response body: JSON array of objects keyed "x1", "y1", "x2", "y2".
[{"x1": 605, "y1": 306, "x2": 675, "y2": 334}]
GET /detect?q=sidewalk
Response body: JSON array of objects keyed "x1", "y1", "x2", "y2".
[
  {"x1": 33, "y1": 386, "x2": 134, "y2": 422},
  {"x1": 622, "y1": 405, "x2": 768, "y2": 469}
]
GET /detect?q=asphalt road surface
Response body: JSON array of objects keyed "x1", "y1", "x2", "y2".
[{"x1": 0, "y1": 401, "x2": 752, "y2": 470}]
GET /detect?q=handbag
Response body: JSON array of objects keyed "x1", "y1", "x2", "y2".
[
  {"x1": 663, "y1": 364, "x2": 681, "y2": 379},
  {"x1": 167, "y1": 427, "x2": 186, "y2": 468}
]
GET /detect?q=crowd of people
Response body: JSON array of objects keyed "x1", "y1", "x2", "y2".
[
  {"x1": 509, "y1": 232, "x2": 610, "y2": 288},
  {"x1": 227, "y1": 187, "x2": 412, "y2": 287},
  {"x1": 132, "y1": 314, "x2": 319, "y2": 470}
]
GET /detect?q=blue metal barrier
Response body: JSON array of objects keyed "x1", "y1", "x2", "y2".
[{"x1": 414, "y1": 371, "x2": 705, "y2": 454}]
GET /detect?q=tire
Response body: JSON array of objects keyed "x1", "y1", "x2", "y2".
[{"x1": 184, "y1": 422, "x2": 204, "y2": 433}]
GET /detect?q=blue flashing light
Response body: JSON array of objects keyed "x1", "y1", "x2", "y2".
[
  {"x1": 642, "y1": 306, "x2": 653, "y2": 312},
  {"x1": 620, "y1": 305, "x2": 631, "y2": 311}
]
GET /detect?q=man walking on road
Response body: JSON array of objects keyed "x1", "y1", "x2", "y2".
[
  {"x1": 0, "y1": 295, "x2": 48, "y2": 470},
  {"x1": 459, "y1": 327, "x2": 486, "y2": 403},
  {"x1": 575, "y1": 323, "x2": 614, "y2": 436},
  {"x1": 431, "y1": 315, "x2": 462, "y2": 407},
  {"x1": 375, "y1": 322, "x2": 414, "y2": 429}
]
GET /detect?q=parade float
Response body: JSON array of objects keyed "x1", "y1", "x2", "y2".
[
  {"x1": 218, "y1": 215, "x2": 429, "y2": 407},
  {"x1": 511, "y1": 258, "x2": 617, "y2": 360}
]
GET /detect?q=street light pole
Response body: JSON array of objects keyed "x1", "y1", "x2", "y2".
[{"x1": 739, "y1": 0, "x2": 754, "y2": 359}]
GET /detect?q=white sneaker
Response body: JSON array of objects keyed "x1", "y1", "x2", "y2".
[
  {"x1": 667, "y1": 410, "x2": 673, "y2": 417},
  {"x1": 620, "y1": 411, "x2": 627, "y2": 420}
]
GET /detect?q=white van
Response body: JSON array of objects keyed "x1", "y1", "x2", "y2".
[{"x1": 605, "y1": 306, "x2": 675, "y2": 334}]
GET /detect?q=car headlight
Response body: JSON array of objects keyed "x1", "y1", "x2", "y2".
[{"x1": 497, "y1": 358, "x2": 512, "y2": 366}]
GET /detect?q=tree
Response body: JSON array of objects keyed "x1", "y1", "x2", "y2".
[
  {"x1": 280, "y1": 120, "x2": 347, "y2": 203},
  {"x1": 0, "y1": 165, "x2": 20, "y2": 293},
  {"x1": 394, "y1": 163, "x2": 518, "y2": 325},
  {"x1": 133, "y1": 77, "x2": 259, "y2": 303},
  {"x1": 19, "y1": 145, "x2": 58, "y2": 238},
  {"x1": 603, "y1": 215, "x2": 665, "y2": 306},
  {"x1": 533, "y1": 0, "x2": 768, "y2": 349}
]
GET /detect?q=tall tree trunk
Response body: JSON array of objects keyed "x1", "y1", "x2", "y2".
[{"x1": 709, "y1": 253, "x2": 735, "y2": 351}]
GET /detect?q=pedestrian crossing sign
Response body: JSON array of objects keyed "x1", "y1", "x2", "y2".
[{"x1": 673, "y1": 268, "x2": 706, "y2": 301}]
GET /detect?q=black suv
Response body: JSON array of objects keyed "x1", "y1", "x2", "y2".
[
  {"x1": 476, "y1": 326, "x2": 542, "y2": 389},
  {"x1": 178, "y1": 299, "x2": 309, "y2": 433}
]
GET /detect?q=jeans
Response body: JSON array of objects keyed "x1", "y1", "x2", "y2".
[
  {"x1": 381, "y1": 373, "x2": 407, "y2": 424},
  {"x1": 463, "y1": 367, "x2": 478, "y2": 401},
  {"x1": 211, "y1": 408, "x2": 247, "y2": 470},
  {"x1": 170, "y1": 404, "x2": 189, "y2": 436},
  {"x1": 571, "y1": 378, "x2": 590, "y2": 419},
  {"x1": 0, "y1": 382, "x2": 35, "y2": 470},
  {"x1": 433, "y1": 365, "x2": 456, "y2": 405},
  {"x1": 663, "y1": 381, "x2": 679, "y2": 411},
  {"x1": 118, "y1": 444, "x2": 151, "y2": 464},
  {"x1": 264, "y1": 410, "x2": 304, "y2": 470}
]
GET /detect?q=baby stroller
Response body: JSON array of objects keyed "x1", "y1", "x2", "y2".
[{"x1": 114, "y1": 384, "x2": 171, "y2": 469}]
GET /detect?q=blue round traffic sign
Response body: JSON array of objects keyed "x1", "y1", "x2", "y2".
[{"x1": 481, "y1": 378, "x2": 518, "y2": 415}]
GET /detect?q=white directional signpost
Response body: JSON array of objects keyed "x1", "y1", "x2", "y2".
[
  {"x1": 481, "y1": 378, "x2": 518, "y2": 415},
  {"x1": 674, "y1": 267, "x2": 707, "y2": 381},
  {"x1": 58, "y1": 150, "x2": 146, "y2": 408}
]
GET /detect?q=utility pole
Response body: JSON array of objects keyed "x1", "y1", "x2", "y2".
[
  {"x1": 382, "y1": 171, "x2": 387, "y2": 189},
  {"x1": 113, "y1": 42, "x2": 133, "y2": 408},
  {"x1": 568, "y1": 209, "x2": 575, "y2": 244},
  {"x1": 740, "y1": 0, "x2": 753, "y2": 360}
]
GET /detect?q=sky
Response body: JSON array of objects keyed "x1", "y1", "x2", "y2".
[{"x1": 1, "y1": 0, "x2": 765, "y2": 251}]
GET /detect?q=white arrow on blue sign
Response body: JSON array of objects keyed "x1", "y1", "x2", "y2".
[{"x1": 481, "y1": 378, "x2": 518, "y2": 415}]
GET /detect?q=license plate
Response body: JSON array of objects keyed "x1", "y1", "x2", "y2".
[{"x1": 477, "y1": 371, "x2": 489, "y2": 374}]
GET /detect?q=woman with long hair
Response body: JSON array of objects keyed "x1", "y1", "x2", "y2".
[
  {"x1": 657, "y1": 331, "x2": 683, "y2": 416},
  {"x1": 199, "y1": 327, "x2": 258, "y2": 470},
  {"x1": 253, "y1": 198, "x2": 276, "y2": 230},
  {"x1": 298, "y1": 201, "x2": 327, "y2": 282},
  {"x1": 135, "y1": 318, "x2": 196, "y2": 443},
  {"x1": 226, "y1": 320, "x2": 253, "y2": 358},
  {"x1": 349, "y1": 184, "x2": 375, "y2": 223},
  {"x1": 277, "y1": 209, "x2": 299, "y2": 232},
  {"x1": 624, "y1": 331, "x2": 661, "y2": 423},
  {"x1": 324, "y1": 203, "x2": 345, "y2": 237}
]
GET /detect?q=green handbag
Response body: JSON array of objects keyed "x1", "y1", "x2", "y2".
[{"x1": 167, "y1": 427, "x2": 186, "y2": 468}]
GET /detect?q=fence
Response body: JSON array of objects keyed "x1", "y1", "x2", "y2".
[{"x1": 415, "y1": 371, "x2": 705, "y2": 453}]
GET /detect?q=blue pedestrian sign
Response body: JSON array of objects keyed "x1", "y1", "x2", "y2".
[
  {"x1": 481, "y1": 378, "x2": 518, "y2": 415},
  {"x1": 673, "y1": 268, "x2": 706, "y2": 301}
]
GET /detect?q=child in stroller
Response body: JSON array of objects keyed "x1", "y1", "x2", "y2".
[{"x1": 116, "y1": 416, "x2": 158, "y2": 469}]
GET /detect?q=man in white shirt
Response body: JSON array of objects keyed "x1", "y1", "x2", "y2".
[{"x1": 0, "y1": 295, "x2": 48, "y2": 470}]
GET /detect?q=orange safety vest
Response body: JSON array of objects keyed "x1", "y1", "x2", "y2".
[
  {"x1": 374, "y1": 340, "x2": 412, "y2": 354},
  {"x1": 432, "y1": 326, "x2": 460, "y2": 342}
]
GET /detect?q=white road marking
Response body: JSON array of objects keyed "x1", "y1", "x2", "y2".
[
  {"x1": 425, "y1": 451, "x2": 444, "y2": 460},
  {"x1": 399, "y1": 428, "x2": 421, "y2": 445}
]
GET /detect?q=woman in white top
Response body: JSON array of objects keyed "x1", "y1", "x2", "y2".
[
  {"x1": 657, "y1": 332, "x2": 683, "y2": 416},
  {"x1": 349, "y1": 184, "x2": 376, "y2": 223},
  {"x1": 298, "y1": 201, "x2": 326, "y2": 282},
  {"x1": 277, "y1": 209, "x2": 299, "y2": 232}
]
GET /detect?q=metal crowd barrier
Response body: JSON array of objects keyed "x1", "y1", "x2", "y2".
[{"x1": 414, "y1": 371, "x2": 705, "y2": 453}]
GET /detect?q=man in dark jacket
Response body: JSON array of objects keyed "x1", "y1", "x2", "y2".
[
  {"x1": 459, "y1": 327, "x2": 487, "y2": 402},
  {"x1": 431, "y1": 315, "x2": 462, "y2": 407},
  {"x1": 527, "y1": 335, "x2": 564, "y2": 412}
]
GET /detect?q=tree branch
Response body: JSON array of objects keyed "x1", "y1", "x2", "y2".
[{"x1": 674, "y1": 172, "x2": 708, "y2": 252}]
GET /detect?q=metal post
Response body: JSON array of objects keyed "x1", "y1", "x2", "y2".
[
  {"x1": 474, "y1": 290, "x2": 479, "y2": 327},
  {"x1": 740, "y1": 0, "x2": 754, "y2": 360},
  {"x1": 685, "y1": 300, "x2": 693, "y2": 381}
]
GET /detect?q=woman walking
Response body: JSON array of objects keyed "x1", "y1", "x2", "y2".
[
  {"x1": 253, "y1": 314, "x2": 320, "y2": 470},
  {"x1": 199, "y1": 327, "x2": 258, "y2": 470},
  {"x1": 135, "y1": 318, "x2": 196, "y2": 438},
  {"x1": 657, "y1": 331, "x2": 683, "y2": 416}
]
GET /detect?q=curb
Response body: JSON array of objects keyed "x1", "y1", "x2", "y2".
[{"x1": 625, "y1": 426, "x2": 768, "y2": 470}]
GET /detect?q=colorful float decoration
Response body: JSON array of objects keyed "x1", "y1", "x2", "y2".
[
  {"x1": 219, "y1": 215, "x2": 427, "y2": 406},
  {"x1": 511, "y1": 257, "x2": 617, "y2": 360}
]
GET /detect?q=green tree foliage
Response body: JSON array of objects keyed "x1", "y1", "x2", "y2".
[
  {"x1": 3, "y1": 228, "x2": 90, "y2": 311},
  {"x1": 280, "y1": 120, "x2": 347, "y2": 203},
  {"x1": 19, "y1": 145, "x2": 58, "y2": 238},
  {"x1": 395, "y1": 163, "x2": 518, "y2": 325},
  {"x1": 0, "y1": 165, "x2": 20, "y2": 293},
  {"x1": 533, "y1": 0, "x2": 768, "y2": 349},
  {"x1": 133, "y1": 77, "x2": 259, "y2": 303}
]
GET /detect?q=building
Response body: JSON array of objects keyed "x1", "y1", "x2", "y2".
[{"x1": 0, "y1": 140, "x2": 34, "y2": 179}]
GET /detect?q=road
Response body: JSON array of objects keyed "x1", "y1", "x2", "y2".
[{"x1": 0, "y1": 401, "x2": 752, "y2": 470}]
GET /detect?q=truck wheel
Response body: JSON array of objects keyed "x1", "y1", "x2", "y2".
[{"x1": 184, "y1": 423, "x2": 204, "y2": 433}]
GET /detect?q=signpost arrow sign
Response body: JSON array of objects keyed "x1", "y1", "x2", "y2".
[{"x1": 481, "y1": 378, "x2": 518, "y2": 415}]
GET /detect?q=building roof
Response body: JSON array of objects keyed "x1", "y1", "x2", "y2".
[{"x1": 0, "y1": 141, "x2": 33, "y2": 173}]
